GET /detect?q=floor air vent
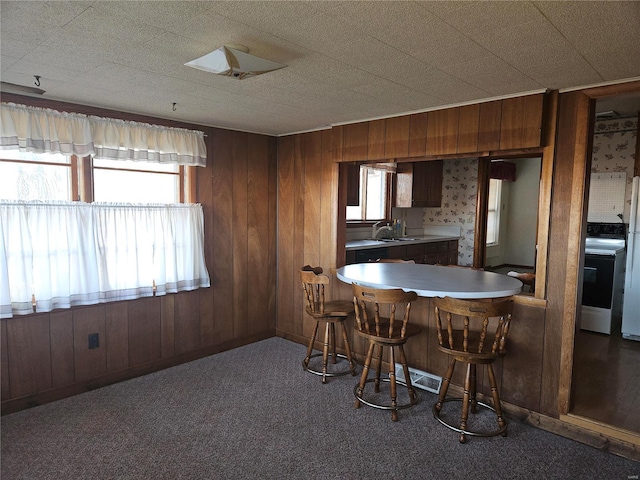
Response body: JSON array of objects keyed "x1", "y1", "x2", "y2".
[{"x1": 394, "y1": 365, "x2": 442, "y2": 394}]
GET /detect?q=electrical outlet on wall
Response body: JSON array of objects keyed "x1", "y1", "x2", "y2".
[{"x1": 88, "y1": 333, "x2": 99, "y2": 349}]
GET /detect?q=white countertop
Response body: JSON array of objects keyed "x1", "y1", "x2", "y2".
[
  {"x1": 346, "y1": 235, "x2": 459, "y2": 251},
  {"x1": 336, "y1": 263, "x2": 523, "y2": 299}
]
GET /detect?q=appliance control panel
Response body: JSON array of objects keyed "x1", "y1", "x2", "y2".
[{"x1": 586, "y1": 222, "x2": 626, "y2": 239}]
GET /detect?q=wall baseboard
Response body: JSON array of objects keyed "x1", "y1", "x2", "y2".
[{"x1": 1, "y1": 329, "x2": 276, "y2": 416}]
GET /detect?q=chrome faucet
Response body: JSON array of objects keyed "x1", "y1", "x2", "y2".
[{"x1": 372, "y1": 221, "x2": 393, "y2": 239}]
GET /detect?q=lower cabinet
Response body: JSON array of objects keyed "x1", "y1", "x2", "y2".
[{"x1": 347, "y1": 240, "x2": 458, "y2": 265}]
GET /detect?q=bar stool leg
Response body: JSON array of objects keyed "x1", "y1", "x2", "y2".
[
  {"x1": 459, "y1": 363, "x2": 473, "y2": 443},
  {"x1": 487, "y1": 363, "x2": 507, "y2": 436},
  {"x1": 388, "y1": 346, "x2": 398, "y2": 422},
  {"x1": 374, "y1": 344, "x2": 384, "y2": 393},
  {"x1": 470, "y1": 364, "x2": 478, "y2": 414},
  {"x1": 434, "y1": 357, "x2": 456, "y2": 413},
  {"x1": 398, "y1": 344, "x2": 417, "y2": 403},
  {"x1": 340, "y1": 321, "x2": 357, "y2": 375},
  {"x1": 303, "y1": 321, "x2": 319, "y2": 371},
  {"x1": 330, "y1": 322, "x2": 337, "y2": 364},
  {"x1": 321, "y1": 321, "x2": 331, "y2": 384},
  {"x1": 356, "y1": 342, "x2": 375, "y2": 409}
]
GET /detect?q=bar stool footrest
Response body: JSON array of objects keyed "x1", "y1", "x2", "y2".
[
  {"x1": 432, "y1": 398, "x2": 507, "y2": 438},
  {"x1": 302, "y1": 352, "x2": 357, "y2": 378},
  {"x1": 354, "y1": 378, "x2": 419, "y2": 411}
]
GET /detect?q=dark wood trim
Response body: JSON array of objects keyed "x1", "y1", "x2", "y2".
[
  {"x1": 1, "y1": 330, "x2": 275, "y2": 416},
  {"x1": 581, "y1": 80, "x2": 640, "y2": 99},
  {"x1": 336, "y1": 163, "x2": 349, "y2": 267},
  {"x1": 473, "y1": 158, "x2": 490, "y2": 269},
  {"x1": 636, "y1": 113, "x2": 640, "y2": 177}
]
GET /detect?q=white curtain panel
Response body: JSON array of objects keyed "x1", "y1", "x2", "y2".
[
  {"x1": 0, "y1": 102, "x2": 207, "y2": 166},
  {"x1": 0, "y1": 201, "x2": 210, "y2": 318}
]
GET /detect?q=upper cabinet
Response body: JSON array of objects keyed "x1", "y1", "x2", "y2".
[
  {"x1": 333, "y1": 93, "x2": 545, "y2": 162},
  {"x1": 426, "y1": 108, "x2": 459, "y2": 155},
  {"x1": 384, "y1": 116, "x2": 410, "y2": 159},
  {"x1": 395, "y1": 160, "x2": 443, "y2": 208},
  {"x1": 499, "y1": 95, "x2": 544, "y2": 150}
]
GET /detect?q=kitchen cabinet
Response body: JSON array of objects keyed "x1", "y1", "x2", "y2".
[
  {"x1": 342, "y1": 122, "x2": 369, "y2": 161},
  {"x1": 408, "y1": 113, "x2": 428, "y2": 157},
  {"x1": 347, "y1": 240, "x2": 458, "y2": 265},
  {"x1": 396, "y1": 160, "x2": 443, "y2": 208},
  {"x1": 478, "y1": 100, "x2": 502, "y2": 151},
  {"x1": 413, "y1": 161, "x2": 443, "y2": 207},
  {"x1": 457, "y1": 104, "x2": 480, "y2": 153},
  {"x1": 384, "y1": 116, "x2": 410, "y2": 159},
  {"x1": 367, "y1": 119, "x2": 386, "y2": 161},
  {"x1": 424, "y1": 240, "x2": 458, "y2": 265},
  {"x1": 333, "y1": 93, "x2": 545, "y2": 163},
  {"x1": 499, "y1": 95, "x2": 544, "y2": 150},
  {"x1": 345, "y1": 162, "x2": 360, "y2": 206},
  {"x1": 426, "y1": 108, "x2": 459, "y2": 155}
]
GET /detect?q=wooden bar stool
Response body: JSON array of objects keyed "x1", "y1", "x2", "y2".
[
  {"x1": 352, "y1": 283, "x2": 421, "y2": 421},
  {"x1": 300, "y1": 266, "x2": 357, "y2": 383},
  {"x1": 433, "y1": 296, "x2": 514, "y2": 443}
]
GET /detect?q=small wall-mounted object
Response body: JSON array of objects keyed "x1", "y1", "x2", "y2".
[{"x1": 88, "y1": 333, "x2": 99, "y2": 350}]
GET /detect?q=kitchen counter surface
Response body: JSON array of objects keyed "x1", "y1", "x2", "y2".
[{"x1": 346, "y1": 235, "x2": 459, "y2": 251}]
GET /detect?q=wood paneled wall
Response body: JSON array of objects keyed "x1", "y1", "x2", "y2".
[
  {"x1": 1, "y1": 95, "x2": 277, "y2": 413},
  {"x1": 276, "y1": 130, "x2": 338, "y2": 341},
  {"x1": 275, "y1": 125, "x2": 549, "y2": 416}
]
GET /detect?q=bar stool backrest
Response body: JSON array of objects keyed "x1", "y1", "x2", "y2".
[
  {"x1": 352, "y1": 283, "x2": 418, "y2": 340},
  {"x1": 433, "y1": 296, "x2": 514, "y2": 358},
  {"x1": 300, "y1": 266, "x2": 330, "y2": 316}
]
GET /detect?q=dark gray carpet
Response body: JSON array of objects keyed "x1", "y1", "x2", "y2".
[{"x1": 2, "y1": 337, "x2": 638, "y2": 479}]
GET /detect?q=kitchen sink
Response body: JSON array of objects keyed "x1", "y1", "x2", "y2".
[{"x1": 369, "y1": 237, "x2": 420, "y2": 242}]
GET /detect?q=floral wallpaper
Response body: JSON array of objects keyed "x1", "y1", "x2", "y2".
[
  {"x1": 591, "y1": 117, "x2": 637, "y2": 223},
  {"x1": 423, "y1": 158, "x2": 478, "y2": 266}
]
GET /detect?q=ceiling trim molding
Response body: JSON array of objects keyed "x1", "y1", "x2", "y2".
[{"x1": 558, "y1": 77, "x2": 640, "y2": 94}]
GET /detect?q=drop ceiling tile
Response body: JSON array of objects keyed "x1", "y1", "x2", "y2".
[
  {"x1": 94, "y1": 1, "x2": 212, "y2": 30},
  {"x1": 116, "y1": 33, "x2": 213, "y2": 76},
  {"x1": 535, "y1": 1, "x2": 640, "y2": 47},
  {"x1": 73, "y1": 63, "x2": 176, "y2": 93},
  {"x1": 0, "y1": 36, "x2": 39, "y2": 59},
  {"x1": 206, "y1": 1, "x2": 318, "y2": 41},
  {"x1": 503, "y1": 42, "x2": 604, "y2": 87},
  {"x1": 350, "y1": 79, "x2": 442, "y2": 109},
  {"x1": 409, "y1": 35, "x2": 493, "y2": 69},
  {"x1": 20, "y1": 42, "x2": 106, "y2": 73},
  {"x1": 466, "y1": 73, "x2": 542, "y2": 97},
  {"x1": 0, "y1": 7, "x2": 60, "y2": 46},
  {"x1": 471, "y1": 18, "x2": 567, "y2": 59},
  {"x1": 425, "y1": 1, "x2": 544, "y2": 36},
  {"x1": 4, "y1": 57, "x2": 86, "y2": 84},
  {"x1": 0, "y1": 55, "x2": 19, "y2": 72},
  {"x1": 54, "y1": 6, "x2": 165, "y2": 50}
]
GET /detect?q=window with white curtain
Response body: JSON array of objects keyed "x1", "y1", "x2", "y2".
[
  {"x1": 0, "y1": 102, "x2": 210, "y2": 319},
  {"x1": 0, "y1": 201, "x2": 210, "y2": 318}
]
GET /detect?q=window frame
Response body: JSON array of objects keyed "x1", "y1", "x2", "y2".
[
  {"x1": 0, "y1": 152, "x2": 192, "y2": 204},
  {"x1": 346, "y1": 164, "x2": 394, "y2": 225}
]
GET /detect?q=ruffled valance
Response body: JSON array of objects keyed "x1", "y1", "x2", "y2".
[{"x1": 0, "y1": 102, "x2": 207, "y2": 166}]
